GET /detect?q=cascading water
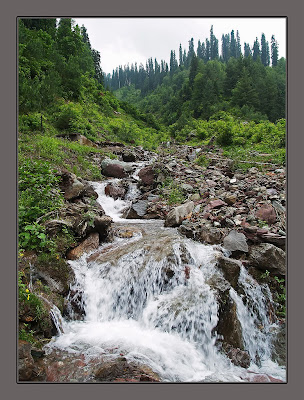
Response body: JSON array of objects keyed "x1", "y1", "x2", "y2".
[{"x1": 45, "y1": 163, "x2": 286, "y2": 382}]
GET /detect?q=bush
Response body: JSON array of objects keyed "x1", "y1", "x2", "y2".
[{"x1": 18, "y1": 159, "x2": 63, "y2": 251}]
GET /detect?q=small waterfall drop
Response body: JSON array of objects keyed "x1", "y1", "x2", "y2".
[{"x1": 45, "y1": 167, "x2": 286, "y2": 382}]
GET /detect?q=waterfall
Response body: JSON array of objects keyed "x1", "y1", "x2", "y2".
[{"x1": 44, "y1": 170, "x2": 286, "y2": 382}]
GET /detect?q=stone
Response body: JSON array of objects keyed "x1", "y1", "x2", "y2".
[
  {"x1": 223, "y1": 344, "x2": 251, "y2": 368},
  {"x1": 93, "y1": 215, "x2": 113, "y2": 240},
  {"x1": 67, "y1": 233, "x2": 100, "y2": 260},
  {"x1": 105, "y1": 183, "x2": 126, "y2": 200},
  {"x1": 124, "y1": 200, "x2": 149, "y2": 219},
  {"x1": 199, "y1": 227, "x2": 223, "y2": 245},
  {"x1": 223, "y1": 230, "x2": 248, "y2": 253},
  {"x1": 209, "y1": 199, "x2": 227, "y2": 209},
  {"x1": 248, "y1": 243, "x2": 286, "y2": 276},
  {"x1": 19, "y1": 340, "x2": 35, "y2": 381},
  {"x1": 122, "y1": 152, "x2": 136, "y2": 162},
  {"x1": 59, "y1": 171, "x2": 85, "y2": 200},
  {"x1": 138, "y1": 166, "x2": 156, "y2": 185},
  {"x1": 256, "y1": 204, "x2": 277, "y2": 225},
  {"x1": 216, "y1": 254, "x2": 241, "y2": 289},
  {"x1": 164, "y1": 201, "x2": 195, "y2": 227},
  {"x1": 102, "y1": 163, "x2": 127, "y2": 178},
  {"x1": 215, "y1": 291, "x2": 244, "y2": 351},
  {"x1": 181, "y1": 183, "x2": 193, "y2": 192},
  {"x1": 224, "y1": 193, "x2": 237, "y2": 205}
]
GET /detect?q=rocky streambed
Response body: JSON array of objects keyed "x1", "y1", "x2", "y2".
[{"x1": 18, "y1": 142, "x2": 286, "y2": 383}]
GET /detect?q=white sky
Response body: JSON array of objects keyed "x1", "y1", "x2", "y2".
[{"x1": 74, "y1": 17, "x2": 286, "y2": 75}]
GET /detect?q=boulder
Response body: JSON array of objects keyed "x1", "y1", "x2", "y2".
[
  {"x1": 101, "y1": 158, "x2": 133, "y2": 178},
  {"x1": 164, "y1": 201, "x2": 194, "y2": 227},
  {"x1": 123, "y1": 200, "x2": 149, "y2": 219},
  {"x1": 102, "y1": 163, "x2": 127, "y2": 178},
  {"x1": 199, "y1": 227, "x2": 223, "y2": 245},
  {"x1": 223, "y1": 230, "x2": 248, "y2": 253},
  {"x1": 138, "y1": 166, "x2": 155, "y2": 186},
  {"x1": 105, "y1": 183, "x2": 126, "y2": 200},
  {"x1": 92, "y1": 215, "x2": 113, "y2": 241},
  {"x1": 18, "y1": 340, "x2": 35, "y2": 381},
  {"x1": 222, "y1": 344, "x2": 251, "y2": 368},
  {"x1": 216, "y1": 254, "x2": 241, "y2": 289},
  {"x1": 256, "y1": 204, "x2": 277, "y2": 225},
  {"x1": 67, "y1": 233, "x2": 100, "y2": 260},
  {"x1": 248, "y1": 243, "x2": 286, "y2": 276},
  {"x1": 215, "y1": 291, "x2": 244, "y2": 351},
  {"x1": 122, "y1": 152, "x2": 136, "y2": 162},
  {"x1": 59, "y1": 170, "x2": 85, "y2": 200}
]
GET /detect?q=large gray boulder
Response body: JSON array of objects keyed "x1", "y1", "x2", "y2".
[
  {"x1": 248, "y1": 243, "x2": 286, "y2": 276},
  {"x1": 164, "y1": 201, "x2": 194, "y2": 227},
  {"x1": 223, "y1": 230, "x2": 248, "y2": 253},
  {"x1": 123, "y1": 200, "x2": 149, "y2": 219}
]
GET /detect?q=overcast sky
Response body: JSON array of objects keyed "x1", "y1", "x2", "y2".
[{"x1": 74, "y1": 17, "x2": 286, "y2": 75}]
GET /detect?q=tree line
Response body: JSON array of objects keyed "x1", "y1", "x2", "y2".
[{"x1": 105, "y1": 26, "x2": 280, "y2": 94}]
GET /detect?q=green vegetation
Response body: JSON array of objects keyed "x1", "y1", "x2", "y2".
[{"x1": 260, "y1": 270, "x2": 286, "y2": 318}]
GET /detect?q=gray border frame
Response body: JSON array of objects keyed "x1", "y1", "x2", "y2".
[{"x1": 2, "y1": 0, "x2": 303, "y2": 399}]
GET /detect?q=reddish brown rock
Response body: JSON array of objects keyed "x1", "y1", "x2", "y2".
[
  {"x1": 138, "y1": 166, "x2": 155, "y2": 185},
  {"x1": 105, "y1": 183, "x2": 126, "y2": 199},
  {"x1": 67, "y1": 233, "x2": 100, "y2": 260},
  {"x1": 103, "y1": 163, "x2": 127, "y2": 178},
  {"x1": 256, "y1": 204, "x2": 277, "y2": 225}
]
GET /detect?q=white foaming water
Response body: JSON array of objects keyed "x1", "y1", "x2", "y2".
[{"x1": 45, "y1": 176, "x2": 286, "y2": 382}]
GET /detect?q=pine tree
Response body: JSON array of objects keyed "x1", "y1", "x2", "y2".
[
  {"x1": 189, "y1": 53, "x2": 199, "y2": 88},
  {"x1": 179, "y1": 44, "x2": 183, "y2": 66},
  {"x1": 244, "y1": 43, "x2": 252, "y2": 58},
  {"x1": 236, "y1": 30, "x2": 242, "y2": 57},
  {"x1": 271, "y1": 35, "x2": 279, "y2": 66},
  {"x1": 197, "y1": 40, "x2": 203, "y2": 59},
  {"x1": 230, "y1": 30, "x2": 237, "y2": 58},
  {"x1": 261, "y1": 33, "x2": 268, "y2": 66},
  {"x1": 221, "y1": 34, "x2": 230, "y2": 62},
  {"x1": 253, "y1": 38, "x2": 261, "y2": 61}
]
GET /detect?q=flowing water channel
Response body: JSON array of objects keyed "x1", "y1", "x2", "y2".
[{"x1": 45, "y1": 161, "x2": 286, "y2": 383}]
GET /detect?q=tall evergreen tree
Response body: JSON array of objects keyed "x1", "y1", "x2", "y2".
[
  {"x1": 179, "y1": 43, "x2": 183, "y2": 66},
  {"x1": 271, "y1": 35, "x2": 279, "y2": 66},
  {"x1": 252, "y1": 38, "x2": 261, "y2": 61},
  {"x1": 230, "y1": 30, "x2": 237, "y2": 58},
  {"x1": 244, "y1": 43, "x2": 252, "y2": 58}
]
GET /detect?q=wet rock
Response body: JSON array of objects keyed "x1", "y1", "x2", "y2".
[
  {"x1": 138, "y1": 166, "x2": 156, "y2": 186},
  {"x1": 256, "y1": 204, "x2": 277, "y2": 225},
  {"x1": 34, "y1": 257, "x2": 75, "y2": 296},
  {"x1": 123, "y1": 200, "x2": 149, "y2": 219},
  {"x1": 248, "y1": 243, "x2": 286, "y2": 276},
  {"x1": 92, "y1": 215, "x2": 113, "y2": 241},
  {"x1": 271, "y1": 322, "x2": 286, "y2": 366},
  {"x1": 122, "y1": 152, "x2": 136, "y2": 162},
  {"x1": 223, "y1": 344, "x2": 251, "y2": 368},
  {"x1": 67, "y1": 233, "x2": 100, "y2": 260},
  {"x1": 105, "y1": 183, "x2": 126, "y2": 199},
  {"x1": 215, "y1": 291, "x2": 244, "y2": 351},
  {"x1": 19, "y1": 340, "x2": 35, "y2": 381},
  {"x1": 216, "y1": 255, "x2": 241, "y2": 289},
  {"x1": 223, "y1": 230, "x2": 248, "y2": 253},
  {"x1": 94, "y1": 358, "x2": 160, "y2": 382},
  {"x1": 164, "y1": 201, "x2": 194, "y2": 227}
]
